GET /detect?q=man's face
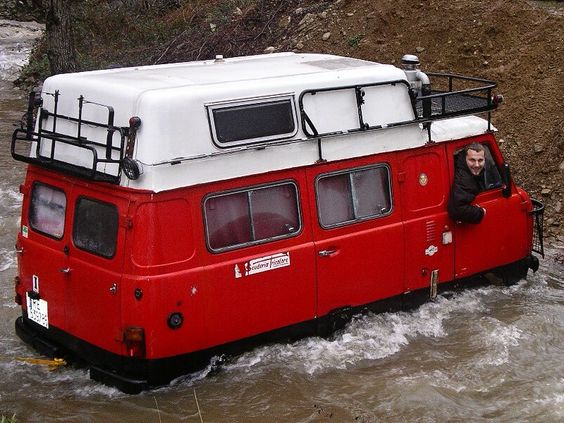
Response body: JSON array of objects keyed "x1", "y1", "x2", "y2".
[{"x1": 465, "y1": 149, "x2": 485, "y2": 176}]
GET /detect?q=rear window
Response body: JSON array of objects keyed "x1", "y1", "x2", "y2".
[
  {"x1": 29, "y1": 182, "x2": 66, "y2": 239},
  {"x1": 73, "y1": 197, "x2": 118, "y2": 258},
  {"x1": 204, "y1": 182, "x2": 300, "y2": 251}
]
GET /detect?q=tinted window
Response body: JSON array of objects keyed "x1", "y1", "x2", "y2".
[
  {"x1": 29, "y1": 183, "x2": 66, "y2": 239},
  {"x1": 73, "y1": 198, "x2": 118, "y2": 258},
  {"x1": 317, "y1": 166, "x2": 391, "y2": 227},
  {"x1": 205, "y1": 183, "x2": 300, "y2": 251},
  {"x1": 212, "y1": 99, "x2": 295, "y2": 144}
]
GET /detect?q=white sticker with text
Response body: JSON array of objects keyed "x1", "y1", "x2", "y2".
[
  {"x1": 425, "y1": 245, "x2": 438, "y2": 256},
  {"x1": 235, "y1": 252, "x2": 291, "y2": 278}
]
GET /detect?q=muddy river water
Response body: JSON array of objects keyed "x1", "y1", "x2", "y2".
[{"x1": 1, "y1": 20, "x2": 563, "y2": 423}]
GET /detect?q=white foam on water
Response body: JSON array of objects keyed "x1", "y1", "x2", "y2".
[
  {"x1": 221, "y1": 287, "x2": 491, "y2": 377},
  {"x1": 398, "y1": 368, "x2": 507, "y2": 395},
  {"x1": 529, "y1": 379, "x2": 564, "y2": 419},
  {"x1": 2, "y1": 249, "x2": 560, "y2": 403},
  {"x1": 0, "y1": 186, "x2": 23, "y2": 210},
  {"x1": 0, "y1": 354, "x2": 125, "y2": 400},
  {"x1": 0, "y1": 248, "x2": 15, "y2": 272},
  {"x1": 473, "y1": 317, "x2": 523, "y2": 367}
]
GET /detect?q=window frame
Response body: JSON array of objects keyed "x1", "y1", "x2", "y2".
[
  {"x1": 315, "y1": 164, "x2": 393, "y2": 229},
  {"x1": 28, "y1": 181, "x2": 67, "y2": 240},
  {"x1": 481, "y1": 143, "x2": 503, "y2": 191},
  {"x1": 206, "y1": 94, "x2": 299, "y2": 148},
  {"x1": 203, "y1": 180, "x2": 302, "y2": 253},
  {"x1": 72, "y1": 196, "x2": 119, "y2": 259}
]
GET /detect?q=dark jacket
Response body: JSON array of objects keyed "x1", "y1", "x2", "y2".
[{"x1": 447, "y1": 153, "x2": 486, "y2": 223}]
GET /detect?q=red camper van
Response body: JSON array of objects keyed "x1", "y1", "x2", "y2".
[{"x1": 11, "y1": 53, "x2": 544, "y2": 393}]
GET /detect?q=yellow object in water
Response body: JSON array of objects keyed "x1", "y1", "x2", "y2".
[{"x1": 15, "y1": 356, "x2": 67, "y2": 370}]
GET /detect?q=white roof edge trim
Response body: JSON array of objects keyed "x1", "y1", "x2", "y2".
[{"x1": 431, "y1": 115, "x2": 497, "y2": 143}]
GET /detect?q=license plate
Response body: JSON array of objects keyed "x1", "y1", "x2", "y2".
[{"x1": 26, "y1": 293, "x2": 49, "y2": 328}]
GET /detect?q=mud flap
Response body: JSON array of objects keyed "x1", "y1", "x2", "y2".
[{"x1": 430, "y1": 269, "x2": 439, "y2": 299}]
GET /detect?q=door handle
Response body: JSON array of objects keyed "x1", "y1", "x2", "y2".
[
  {"x1": 318, "y1": 249, "x2": 337, "y2": 257},
  {"x1": 59, "y1": 267, "x2": 71, "y2": 274}
]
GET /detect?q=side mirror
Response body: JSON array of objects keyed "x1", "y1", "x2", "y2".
[{"x1": 501, "y1": 163, "x2": 512, "y2": 198}]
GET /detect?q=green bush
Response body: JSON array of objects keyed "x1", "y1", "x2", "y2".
[{"x1": 347, "y1": 34, "x2": 363, "y2": 48}]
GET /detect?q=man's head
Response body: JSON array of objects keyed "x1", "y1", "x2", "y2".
[{"x1": 465, "y1": 143, "x2": 485, "y2": 176}]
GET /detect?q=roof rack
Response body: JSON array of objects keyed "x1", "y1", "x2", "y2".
[
  {"x1": 11, "y1": 90, "x2": 127, "y2": 184},
  {"x1": 414, "y1": 72, "x2": 499, "y2": 126},
  {"x1": 300, "y1": 72, "x2": 500, "y2": 140},
  {"x1": 11, "y1": 71, "x2": 500, "y2": 184}
]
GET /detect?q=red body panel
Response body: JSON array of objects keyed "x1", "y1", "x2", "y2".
[
  {"x1": 399, "y1": 145, "x2": 454, "y2": 291},
  {"x1": 306, "y1": 154, "x2": 404, "y2": 316},
  {"x1": 15, "y1": 135, "x2": 535, "y2": 364},
  {"x1": 194, "y1": 170, "x2": 316, "y2": 355}
]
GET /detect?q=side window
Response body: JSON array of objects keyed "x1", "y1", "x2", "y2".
[
  {"x1": 205, "y1": 182, "x2": 300, "y2": 251},
  {"x1": 73, "y1": 197, "x2": 118, "y2": 258},
  {"x1": 29, "y1": 182, "x2": 66, "y2": 239},
  {"x1": 317, "y1": 165, "x2": 392, "y2": 228},
  {"x1": 208, "y1": 96, "x2": 297, "y2": 147}
]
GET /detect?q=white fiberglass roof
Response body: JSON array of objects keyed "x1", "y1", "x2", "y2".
[{"x1": 46, "y1": 52, "x2": 404, "y2": 93}]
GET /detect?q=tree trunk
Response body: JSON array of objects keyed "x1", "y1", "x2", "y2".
[{"x1": 45, "y1": 0, "x2": 78, "y2": 74}]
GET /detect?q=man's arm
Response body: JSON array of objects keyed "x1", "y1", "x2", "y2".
[{"x1": 447, "y1": 183, "x2": 485, "y2": 224}]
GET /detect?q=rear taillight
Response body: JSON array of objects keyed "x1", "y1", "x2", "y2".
[{"x1": 123, "y1": 326, "x2": 146, "y2": 359}]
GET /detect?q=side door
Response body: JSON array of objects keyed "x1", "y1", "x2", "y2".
[
  {"x1": 65, "y1": 188, "x2": 129, "y2": 355},
  {"x1": 399, "y1": 145, "x2": 454, "y2": 293},
  {"x1": 306, "y1": 155, "x2": 405, "y2": 318},
  {"x1": 200, "y1": 173, "x2": 316, "y2": 348},
  {"x1": 446, "y1": 136, "x2": 529, "y2": 279}
]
